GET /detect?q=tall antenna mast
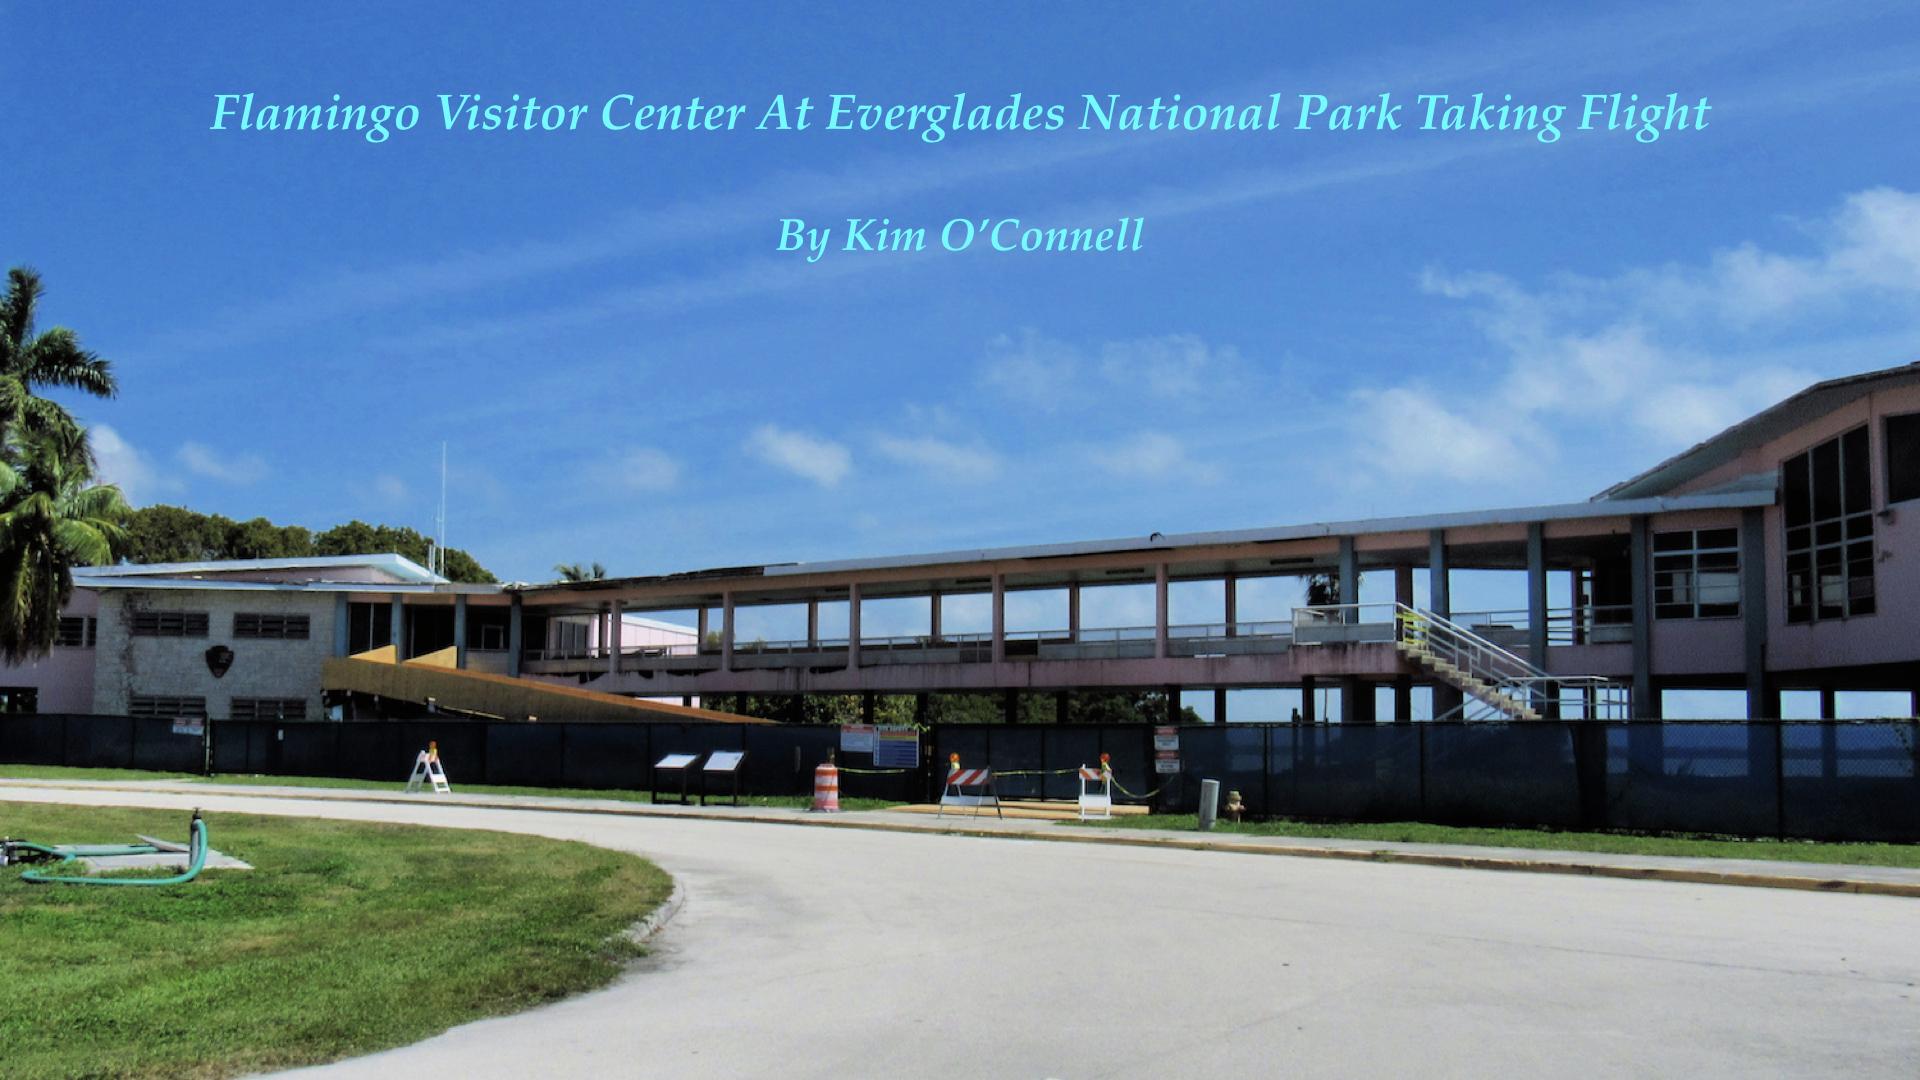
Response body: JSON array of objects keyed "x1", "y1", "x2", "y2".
[{"x1": 436, "y1": 442, "x2": 448, "y2": 577}]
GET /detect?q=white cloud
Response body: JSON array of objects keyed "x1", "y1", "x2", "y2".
[
  {"x1": 872, "y1": 434, "x2": 1001, "y2": 483},
  {"x1": 980, "y1": 329, "x2": 1081, "y2": 406},
  {"x1": 1353, "y1": 386, "x2": 1535, "y2": 484},
  {"x1": 1360, "y1": 187, "x2": 1920, "y2": 485},
  {"x1": 1093, "y1": 432, "x2": 1219, "y2": 483},
  {"x1": 744, "y1": 425, "x2": 851, "y2": 487},
  {"x1": 617, "y1": 447, "x2": 682, "y2": 492},
  {"x1": 1099, "y1": 333, "x2": 1239, "y2": 399},
  {"x1": 176, "y1": 441, "x2": 268, "y2": 485},
  {"x1": 372, "y1": 474, "x2": 410, "y2": 505},
  {"x1": 89, "y1": 425, "x2": 177, "y2": 504}
]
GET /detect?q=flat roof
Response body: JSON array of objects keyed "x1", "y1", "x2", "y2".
[{"x1": 78, "y1": 553, "x2": 448, "y2": 585}]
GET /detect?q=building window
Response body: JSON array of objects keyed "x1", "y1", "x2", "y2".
[
  {"x1": 1784, "y1": 425, "x2": 1874, "y2": 623},
  {"x1": 233, "y1": 613, "x2": 311, "y2": 640},
  {"x1": 1653, "y1": 529, "x2": 1741, "y2": 619},
  {"x1": 128, "y1": 694, "x2": 208, "y2": 718},
  {"x1": 129, "y1": 611, "x2": 210, "y2": 637},
  {"x1": 477, "y1": 623, "x2": 507, "y2": 651},
  {"x1": 1889, "y1": 412, "x2": 1920, "y2": 505},
  {"x1": 229, "y1": 697, "x2": 307, "y2": 721},
  {"x1": 55, "y1": 616, "x2": 98, "y2": 648}
]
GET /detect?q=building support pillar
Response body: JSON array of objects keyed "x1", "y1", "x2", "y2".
[
  {"x1": 1154, "y1": 563, "x2": 1169, "y2": 659},
  {"x1": 991, "y1": 574, "x2": 1006, "y2": 664},
  {"x1": 1393, "y1": 564, "x2": 1415, "y2": 723},
  {"x1": 721, "y1": 592, "x2": 736, "y2": 672},
  {"x1": 1428, "y1": 529, "x2": 1460, "y2": 720},
  {"x1": 860, "y1": 693, "x2": 875, "y2": 723},
  {"x1": 806, "y1": 599, "x2": 818, "y2": 649},
  {"x1": 929, "y1": 589, "x2": 941, "y2": 642},
  {"x1": 333, "y1": 594, "x2": 350, "y2": 658},
  {"x1": 507, "y1": 594, "x2": 522, "y2": 678},
  {"x1": 1164, "y1": 686, "x2": 1181, "y2": 725},
  {"x1": 1740, "y1": 507, "x2": 1775, "y2": 720},
  {"x1": 1527, "y1": 523, "x2": 1554, "y2": 717},
  {"x1": 454, "y1": 594, "x2": 469, "y2": 670},
  {"x1": 1213, "y1": 687, "x2": 1228, "y2": 725},
  {"x1": 1224, "y1": 573, "x2": 1238, "y2": 636},
  {"x1": 1301, "y1": 676, "x2": 1316, "y2": 723},
  {"x1": 1067, "y1": 583, "x2": 1081, "y2": 642},
  {"x1": 389, "y1": 594, "x2": 406, "y2": 662},
  {"x1": 1054, "y1": 690, "x2": 1070, "y2": 723},
  {"x1": 608, "y1": 599, "x2": 623, "y2": 677},
  {"x1": 847, "y1": 583, "x2": 862, "y2": 669},
  {"x1": 697, "y1": 606, "x2": 710, "y2": 650},
  {"x1": 1629, "y1": 516, "x2": 1658, "y2": 718},
  {"x1": 1337, "y1": 537, "x2": 1358, "y2": 617},
  {"x1": 1002, "y1": 688, "x2": 1018, "y2": 724}
]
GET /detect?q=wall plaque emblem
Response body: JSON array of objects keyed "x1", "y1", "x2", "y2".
[{"x1": 205, "y1": 644, "x2": 234, "y2": 678}]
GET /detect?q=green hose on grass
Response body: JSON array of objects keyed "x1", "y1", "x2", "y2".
[{"x1": 17, "y1": 811, "x2": 208, "y2": 887}]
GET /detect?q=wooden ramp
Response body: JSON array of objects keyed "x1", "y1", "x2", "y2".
[{"x1": 890, "y1": 800, "x2": 1152, "y2": 822}]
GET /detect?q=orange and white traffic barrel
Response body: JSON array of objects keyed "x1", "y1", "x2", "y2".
[{"x1": 812, "y1": 761, "x2": 841, "y2": 812}]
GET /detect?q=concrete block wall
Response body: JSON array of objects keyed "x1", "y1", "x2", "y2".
[{"x1": 93, "y1": 590, "x2": 339, "y2": 718}]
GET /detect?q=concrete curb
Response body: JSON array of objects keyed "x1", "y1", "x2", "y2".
[
  {"x1": 624, "y1": 878, "x2": 686, "y2": 947},
  {"x1": 5, "y1": 778, "x2": 1918, "y2": 899}
]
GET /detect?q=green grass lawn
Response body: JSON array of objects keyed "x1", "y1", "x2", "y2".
[
  {"x1": 1080, "y1": 813, "x2": 1920, "y2": 869},
  {"x1": 0, "y1": 803, "x2": 671, "y2": 1078},
  {"x1": 0, "y1": 763, "x2": 896, "y2": 811}
]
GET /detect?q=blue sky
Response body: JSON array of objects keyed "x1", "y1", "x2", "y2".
[{"x1": 7, "y1": 0, "x2": 1920, "y2": 636}]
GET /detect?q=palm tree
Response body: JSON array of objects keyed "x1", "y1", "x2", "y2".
[
  {"x1": 553, "y1": 561, "x2": 608, "y2": 582},
  {"x1": 0, "y1": 426, "x2": 129, "y2": 661},
  {"x1": 0, "y1": 267, "x2": 118, "y2": 443}
]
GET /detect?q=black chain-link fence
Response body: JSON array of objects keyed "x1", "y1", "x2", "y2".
[{"x1": 4, "y1": 715, "x2": 1917, "y2": 842}]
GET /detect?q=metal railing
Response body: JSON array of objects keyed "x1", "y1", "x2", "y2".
[{"x1": 1448, "y1": 605, "x2": 1636, "y2": 646}]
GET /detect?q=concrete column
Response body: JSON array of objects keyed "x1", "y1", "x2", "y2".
[
  {"x1": 697, "y1": 606, "x2": 709, "y2": 649},
  {"x1": 1338, "y1": 537, "x2": 1358, "y2": 621},
  {"x1": 1223, "y1": 574, "x2": 1238, "y2": 637},
  {"x1": 1394, "y1": 565, "x2": 1414, "y2": 610},
  {"x1": 1393, "y1": 678, "x2": 1412, "y2": 723},
  {"x1": 1164, "y1": 686, "x2": 1181, "y2": 725},
  {"x1": 1819, "y1": 685, "x2": 1839, "y2": 778},
  {"x1": 848, "y1": 584, "x2": 862, "y2": 668},
  {"x1": 861, "y1": 693, "x2": 875, "y2": 723},
  {"x1": 389, "y1": 594, "x2": 406, "y2": 662},
  {"x1": 1629, "y1": 516, "x2": 1656, "y2": 718},
  {"x1": 1526, "y1": 524, "x2": 1548, "y2": 664},
  {"x1": 1301, "y1": 677, "x2": 1316, "y2": 723},
  {"x1": 1427, "y1": 530, "x2": 1451, "y2": 618},
  {"x1": 1154, "y1": 563, "x2": 1169, "y2": 659},
  {"x1": 1213, "y1": 687, "x2": 1228, "y2": 725},
  {"x1": 1054, "y1": 690, "x2": 1070, "y2": 723},
  {"x1": 1527, "y1": 523, "x2": 1554, "y2": 717},
  {"x1": 929, "y1": 589, "x2": 941, "y2": 641},
  {"x1": 806, "y1": 599, "x2": 818, "y2": 648},
  {"x1": 454, "y1": 594, "x2": 469, "y2": 670},
  {"x1": 1741, "y1": 507, "x2": 1775, "y2": 720},
  {"x1": 507, "y1": 594, "x2": 523, "y2": 678},
  {"x1": 721, "y1": 592, "x2": 736, "y2": 672},
  {"x1": 608, "y1": 599, "x2": 623, "y2": 677},
  {"x1": 1067, "y1": 584, "x2": 1081, "y2": 642},
  {"x1": 991, "y1": 574, "x2": 1006, "y2": 664},
  {"x1": 1339, "y1": 677, "x2": 1363, "y2": 724},
  {"x1": 332, "y1": 594, "x2": 350, "y2": 658},
  {"x1": 915, "y1": 692, "x2": 930, "y2": 725},
  {"x1": 1002, "y1": 688, "x2": 1019, "y2": 724}
]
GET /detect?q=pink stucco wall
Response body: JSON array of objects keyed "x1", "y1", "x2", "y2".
[
  {"x1": 1675, "y1": 382, "x2": 1920, "y2": 673},
  {"x1": 1, "y1": 590, "x2": 98, "y2": 712}
]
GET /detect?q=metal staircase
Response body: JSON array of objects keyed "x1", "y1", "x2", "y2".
[{"x1": 1389, "y1": 603, "x2": 1629, "y2": 721}]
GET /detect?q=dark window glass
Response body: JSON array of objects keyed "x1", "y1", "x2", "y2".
[
  {"x1": 1889, "y1": 413, "x2": 1920, "y2": 504},
  {"x1": 1784, "y1": 427, "x2": 1874, "y2": 624},
  {"x1": 128, "y1": 695, "x2": 207, "y2": 718},
  {"x1": 1784, "y1": 455, "x2": 1811, "y2": 527},
  {"x1": 129, "y1": 611, "x2": 210, "y2": 637}
]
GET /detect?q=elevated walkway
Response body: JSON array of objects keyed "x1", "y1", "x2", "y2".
[{"x1": 322, "y1": 646, "x2": 760, "y2": 724}]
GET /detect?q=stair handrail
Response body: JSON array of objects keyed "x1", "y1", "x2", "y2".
[{"x1": 1393, "y1": 602, "x2": 1545, "y2": 683}]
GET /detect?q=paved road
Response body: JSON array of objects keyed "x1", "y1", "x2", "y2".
[{"x1": 5, "y1": 786, "x2": 1917, "y2": 1078}]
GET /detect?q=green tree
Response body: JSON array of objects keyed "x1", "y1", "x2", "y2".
[
  {"x1": 553, "y1": 561, "x2": 608, "y2": 582},
  {"x1": 0, "y1": 267, "x2": 117, "y2": 442},
  {"x1": 0, "y1": 427, "x2": 129, "y2": 661},
  {"x1": 314, "y1": 520, "x2": 496, "y2": 584}
]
